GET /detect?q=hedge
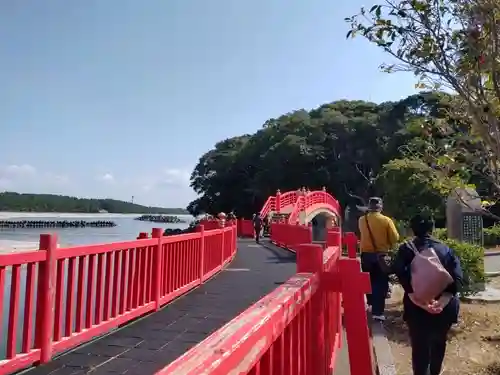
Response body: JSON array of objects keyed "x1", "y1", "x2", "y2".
[
  {"x1": 394, "y1": 228, "x2": 485, "y2": 295},
  {"x1": 433, "y1": 226, "x2": 500, "y2": 248},
  {"x1": 440, "y1": 238, "x2": 485, "y2": 294}
]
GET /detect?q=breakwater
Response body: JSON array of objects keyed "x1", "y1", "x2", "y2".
[
  {"x1": 135, "y1": 214, "x2": 185, "y2": 224},
  {"x1": 0, "y1": 220, "x2": 116, "y2": 228}
]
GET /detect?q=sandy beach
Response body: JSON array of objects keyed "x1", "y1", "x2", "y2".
[{"x1": 0, "y1": 239, "x2": 41, "y2": 254}]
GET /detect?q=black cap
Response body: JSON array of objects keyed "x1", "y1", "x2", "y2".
[{"x1": 368, "y1": 197, "x2": 383, "y2": 210}]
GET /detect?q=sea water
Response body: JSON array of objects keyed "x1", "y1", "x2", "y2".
[{"x1": 0, "y1": 212, "x2": 194, "y2": 359}]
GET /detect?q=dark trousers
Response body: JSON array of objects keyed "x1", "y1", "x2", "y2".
[
  {"x1": 254, "y1": 226, "x2": 261, "y2": 242},
  {"x1": 361, "y1": 252, "x2": 389, "y2": 316},
  {"x1": 408, "y1": 321, "x2": 450, "y2": 375}
]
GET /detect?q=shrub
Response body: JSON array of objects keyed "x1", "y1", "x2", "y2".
[
  {"x1": 483, "y1": 225, "x2": 500, "y2": 247},
  {"x1": 433, "y1": 228, "x2": 447, "y2": 241},
  {"x1": 392, "y1": 231, "x2": 485, "y2": 295},
  {"x1": 441, "y1": 238, "x2": 485, "y2": 295}
]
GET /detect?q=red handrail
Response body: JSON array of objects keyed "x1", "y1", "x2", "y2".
[
  {"x1": 156, "y1": 225, "x2": 373, "y2": 375},
  {"x1": 259, "y1": 189, "x2": 341, "y2": 224},
  {"x1": 0, "y1": 222, "x2": 237, "y2": 375},
  {"x1": 259, "y1": 196, "x2": 276, "y2": 218}
]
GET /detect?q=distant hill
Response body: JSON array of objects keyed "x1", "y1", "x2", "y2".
[{"x1": 0, "y1": 192, "x2": 189, "y2": 215}]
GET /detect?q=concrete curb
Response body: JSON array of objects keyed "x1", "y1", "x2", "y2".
[
  {"x1": 484, "y1": 250, "x2": 500, "y2": 257},
  {"x1": 485, "y1": 271, "x2": 500, "y2": 277},
  {"x1": 370, "y1": 320, "x2": 397, "y2": 375}
]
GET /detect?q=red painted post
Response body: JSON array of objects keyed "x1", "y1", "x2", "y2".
[
  {"x1": 36, "y1": 234, "x2": 57, "y2": 363},
  {"x1": 338, "y1": 258, "x2": 373, "y2": 375},
  {"x1": 151, "y1": 228, "x2": 163, "y2": 311},
  {"x1": 237, "y1": 218, "x2": 242, "y2": 238},
  {"x1": 233, "y1": 221, "x2": 237, "y2": 255},
  {"x1": 307, "y1": 222, "x2": 313, "y2": 243},
  {"x1": 220, "y1": 227, "x2": 225, "y2": 265},
  {"x1": 344, "y1": 232, "x2": 357, "y2": 258},
  {"x1": 296, "y1": 244, "x2": 326, "y2": 375},
  {"x1": 327, "y1": 228, "x2": 341, "y2": 248},
  {"x1": 198, "y1": 225, "x2": 205, "y2": 281},
  {"x1": 276, "y1": 189, "x2": 281, "y2": 213}
]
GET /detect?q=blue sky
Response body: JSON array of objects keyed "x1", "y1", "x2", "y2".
[{"x1": 0, "y1": 1, "x2": 417, "y2": 207}]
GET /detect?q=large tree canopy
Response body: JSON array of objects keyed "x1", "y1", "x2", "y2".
[
  {"x1": 346, "y1": 0, "x2": 500, "y2": 198},
  {"x1": 187, "y1": 92, "x2": 490, "y2": 222}
]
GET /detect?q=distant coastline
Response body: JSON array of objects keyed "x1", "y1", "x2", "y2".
[{"x1": 0, "y1": 192, "x2": 188, "y2": 215}]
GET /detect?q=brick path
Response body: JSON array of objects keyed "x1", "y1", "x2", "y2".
[{"x1": 28, "y1": 239, "x2": 298, "y2": 375}]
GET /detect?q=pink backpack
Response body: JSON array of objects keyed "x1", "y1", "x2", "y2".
[{"x1": 407, "y1": 241, "x2": 453, "y2": 304}]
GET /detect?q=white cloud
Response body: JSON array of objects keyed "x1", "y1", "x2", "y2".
[
  {"x1": 0, "y1": 163, "x2": 197, "y2": 207},
  {"x1": 0, "y1": 164, "x2": 36, "y2": 179},
  {"x1": 139, "y1": 168, "x2": 191, "y2": 191},
  {"x1": 98, "y1": 173, "x2": 115, "y2": 183},
  {"x1": 161, "y1": 168, "x2": 190, "y2": 186},
  {"x1": 0, "y1": 164, "x2": 69, "y2": 192}
]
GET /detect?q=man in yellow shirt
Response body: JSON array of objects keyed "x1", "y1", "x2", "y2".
[{"x1": 358, "y1": 197, "x2": 399, "y2": 321}]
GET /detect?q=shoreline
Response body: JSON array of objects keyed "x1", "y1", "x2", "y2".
[
  {"x1": 0, "y1": 239, "x2": 45, "y2": 254},
  {"x1": 0, "y1": 212, "x2": 192, "y2": 219}
]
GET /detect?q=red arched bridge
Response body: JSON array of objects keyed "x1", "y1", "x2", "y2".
[{"x1": 0, "y1": 189, "x2": 374, "y2": 375}]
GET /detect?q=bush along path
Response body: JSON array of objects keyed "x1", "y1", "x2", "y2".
[{"x1": 433, "y1": 228, "x2": 500, "y2": 275}]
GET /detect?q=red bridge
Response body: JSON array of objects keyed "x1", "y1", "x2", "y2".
[{"x1": 0, "y1": 189, "x2": 374, "y2": 375}]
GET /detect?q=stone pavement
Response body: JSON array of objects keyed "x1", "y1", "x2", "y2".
[
  {"x1": 485, "y1": 254, "x2": 500, "y2": 274},
  {"x1": 27, "y1": 239, "x2": 297, "y2": 375}
]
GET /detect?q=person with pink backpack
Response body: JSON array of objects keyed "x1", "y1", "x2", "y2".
[{"x1": 392, "y1": 214, "x2": 464, "y2": 375}]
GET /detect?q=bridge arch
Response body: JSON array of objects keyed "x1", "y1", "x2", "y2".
[
  {"x1": 306, "y1": 204, "x2": 340, "y2": 242},
  {"x1": 259, "y1": 188, "x2": 342, "y2": 242}
]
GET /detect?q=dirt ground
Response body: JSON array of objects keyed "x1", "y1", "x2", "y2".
[{"x1": 384, "y1": 279, "x2": 500, "y2": 375}]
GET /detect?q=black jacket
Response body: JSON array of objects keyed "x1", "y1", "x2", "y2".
[{"x1": 392, "y1": 236, "x2": 464, "y2": 326}]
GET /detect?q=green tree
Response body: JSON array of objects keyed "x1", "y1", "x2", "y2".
[
  {"x1": 188, "y1": 99, "x2": 420, "y2": 218},
  {"x1": 0, "y1": 192, "x2": 187, "y2": 214},
  {"x1": 346, "y1": 0, "x2": 500, "y2": 199}
]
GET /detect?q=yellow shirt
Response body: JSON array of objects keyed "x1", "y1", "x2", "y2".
[{"x1": 358, "y1": 212, "x2": 399, "y2": 253}]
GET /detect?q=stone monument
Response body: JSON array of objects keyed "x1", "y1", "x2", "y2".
[{"x1": 446, "y1": 187, "x2": 483, "y2": 246}]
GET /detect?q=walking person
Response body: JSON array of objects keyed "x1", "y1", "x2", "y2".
[
  {"x1": 392, "y1": 214, "x2": 463, "y2": 375},
  {"x1": 252, "y1": 213, "x2": 263, "y2": 243},
  {"x1": 358, "y1": 197, "x2": 399, "y2": 321}
]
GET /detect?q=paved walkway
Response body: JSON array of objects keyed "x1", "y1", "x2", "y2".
[
  {"x1": 28, "y1": 239, "x2": 298, "y2": 375},
  {"x1": 485, "y1": 254, "x2": 500, "y2": 273}
]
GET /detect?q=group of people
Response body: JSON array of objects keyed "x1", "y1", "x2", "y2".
[{"x1": 358, "y1": 197, "x2": 463, "y2": 375}]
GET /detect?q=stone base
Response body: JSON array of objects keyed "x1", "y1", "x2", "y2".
[{"x1": 463, "y1": 285, "x2": 500, "y2": 303}]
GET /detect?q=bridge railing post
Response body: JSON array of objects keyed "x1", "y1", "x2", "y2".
[
  {"x1": 151, "y1": 228, "x2": 163, "y2": 311},
  {"x1": 220, "y1": 226, "x2": 225, "y2": 264},
  {"x1": 307, "y1": 222, "x2": 313, "y2": 243},
  {"x1": 338, "y1": 258, "x2": 373, "y2": 375},
  {"x1": 233, "y1": 221, "x2": 237, "y2": 255},
  {"x1": 36, "y1": 234, "x2": 57, "y2": 363},
  {"x1": 297, "y1": 244, "x2": 327, "y2": 375},
  {"x1": 276, "y1": 189, "x2": 281, "y2": 213},
  {"x1": 197, "y1": 225, "x2": 205, "y2": 281},
  {"x1": 344, "y1": 232, "x2": 358, "y2": 258},
  {"x1": 327, "y1": 228, "x2": 341, "y2": 248}
]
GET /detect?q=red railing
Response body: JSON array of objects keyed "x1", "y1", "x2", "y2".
[
  {"x1": 259, "y1": 189, "x2": 341, "y2": 225},
  {"x1": 270, "y1": 222, "x2": 312, "y2": 251},
  {"x1": 288, "y1": 195, "x2": 305, "y2": 224},
  {"x1": 156, "y1": 224, "x2": 372, "y2": 375},
  {"x1": 304, "y1": 191, "x2": 340, "y2": 217},
  {"x1": 0, "y1": 223, "x2": 237, "y2": 375},
  {"x1": 237, "y1": 218, "x2": 254, "y2": 238},
  {"x1": 259, "y1": 196, "x2": 276, "y2": 218}
]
